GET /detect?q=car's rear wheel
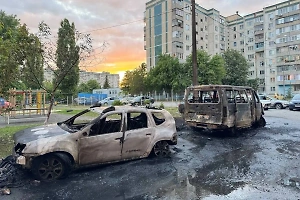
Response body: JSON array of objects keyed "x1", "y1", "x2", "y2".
[
  {"x1": 104, "y1": 102, "x2": 108, "y2": 106},
  {"x1": 257, "y1": 117, "x2": 266, "y2": 127},
  {"x1": 275, "y1": 103, "x2": 283, "y2": 109},
  {"x1": 152, "y1": 141, "x2": 170, "y2": 157},
  {"x1": 32, "y1": 153, "x2": 72, "y2": 181}
]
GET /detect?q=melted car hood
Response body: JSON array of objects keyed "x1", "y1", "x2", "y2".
[{"x1": 13, "y1": 124, "x2": 70, "y2": 144}]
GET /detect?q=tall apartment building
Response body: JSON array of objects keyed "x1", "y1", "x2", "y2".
[
  {"x1": 44, "y1": 68, "x2": 120, "y2": 88},
  {"x1": 144, "y1": 0, "x2": 300, "y2": 95}
]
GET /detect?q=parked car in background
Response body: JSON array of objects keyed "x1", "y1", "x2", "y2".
[
  {"x1": 74, "y1": 97, "x2": 99, "y2": 105},
  {"x1": 259, "y1": 95, "x2": 289, "y2": 109},
  {"x1": 129, "y1": 96, "x2": 155, "y2": 106},
  {"x1": 289, "y1": 94, "x2": 300, "y2": 111},
  {"x1": 0, "y1": 98, "x2": 10, "y2": 109},
  {"x1": 13, "y1": 105, "x2": 177, "y2": 180},
  {"x1": 258, "y1": 95, "x2": 271, "y2": 110},
  {"x1": 120, "y1": 96, "x2": 134, "y2": 105},
  {"x1": 98, "y1": 97, "x2": 120, "y2": 106}
]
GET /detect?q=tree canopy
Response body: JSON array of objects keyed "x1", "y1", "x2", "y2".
[
  {"x1": 120, "y1": 63, "x2": 147, "y2": 95},
  {"x1": 0, "y1": 11, "x2": 44, "y2": 94},
  {"x1": 222, "y1": 49, "x2": 249, "y2": 86},
  {"x1": 55, "y1": 19, "x2": 80, "y2": 95},
  {"x1": 185, "y1": 50, "x2": 226, "y2": 85},
  {"x1": 146, "y1": 54, "x2": 188, "y2": 93}
]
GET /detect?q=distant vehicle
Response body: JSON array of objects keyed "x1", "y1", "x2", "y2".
[
  {"x1": 120, "y1": 96, "x2": 134, "y2": 105},
  {"x1": 98, "y1": 97, "x2": 120, "y2": 106},
  {"x1": 0, "y1": 98, "x2": 10, "y2": 109},
  {"x1": 74, "y1": 97, "x2": 98, "y2": 105},
  {"x1": 289, "y1": 94, "x2": 300, "y2": 111},
  {"x1": 258, "y1": 95, "x2": 271, "y2": 110},
  {"x1": 130, "y1": 96, "x2": 155, "y2": 106},
  {"x1": 178, "y1": 85, "x2": 266, "y2": 134},
  {"x1": 259, "y1": 95, "x2": 289, "y2": 109}
]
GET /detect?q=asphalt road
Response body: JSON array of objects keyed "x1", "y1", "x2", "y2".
[{"x1": 1, "y1": 109, "x2": 300, "y2": 200}]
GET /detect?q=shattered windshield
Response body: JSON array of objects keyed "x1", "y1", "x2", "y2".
[{"x1": 58, "y1": 109, "x2": 101, "y2": 133}]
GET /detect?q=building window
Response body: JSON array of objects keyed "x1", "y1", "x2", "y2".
[
  {"x1": 186, "y1": 35, "x2": 190, "y2": 40},
  {"x1": 186, "y1": 45, "x2": 190, "y2": 51},
  {"x1": 185, "y1": 24, "x2": 190, "y2": 30},
  {"x1": 233, "y1": 42, "x2": 237, "y2": 46},
  {"x1": 215, "y1": 26, "x2": 218, "y2": 31},
  {"x1": 186, "y1": 14, "x2": 190, "y2": 21},
  {"x1": 240, "y1": 25, "x2": 244, "y2": 29},
  {"x1": 260, "y1": 70, "x2": 265, "y2": 74}
]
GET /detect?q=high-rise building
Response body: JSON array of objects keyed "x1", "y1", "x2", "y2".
[{"x1": 144, "y1": 0, "x2": 300, "y2": 95}]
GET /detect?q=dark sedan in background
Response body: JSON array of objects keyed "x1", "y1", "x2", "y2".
[{"x1": 289, "y1": 94, "x2": 300, "y2": 111}]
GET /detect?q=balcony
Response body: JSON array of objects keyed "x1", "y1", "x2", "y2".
[{"x1": 254, "y1": 29, "x2": 264, "y2": 35}]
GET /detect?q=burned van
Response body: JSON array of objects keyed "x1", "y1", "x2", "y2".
[{"x1": 178, "y1": 85, "x2": 266, "y2": 133}]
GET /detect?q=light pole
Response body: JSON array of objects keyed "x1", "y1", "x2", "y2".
[{"x1": 191, "y1": 0, "x2": 198, "y2": 86}]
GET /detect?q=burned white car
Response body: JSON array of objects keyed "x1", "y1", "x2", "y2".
[{"x1": 13, "y1": 105, "x2": 177, "y2": 180}]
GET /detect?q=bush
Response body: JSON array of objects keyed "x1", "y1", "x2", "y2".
[
  {"x1": 112, "y1": 100, "x2": 123, "y2": 106},
  {"x1": 159, "y1": 102, "x2": 164, "y2": 109},
  {"x1": 144, "y1": 99, "x2": 151, "y2": 105}
]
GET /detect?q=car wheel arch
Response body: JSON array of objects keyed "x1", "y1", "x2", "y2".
[{"x1": 31, "y1": 152, "x2": 74, "y2": 180}]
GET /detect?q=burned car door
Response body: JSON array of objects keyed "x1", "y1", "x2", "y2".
[
  {"x1": 234, "y1": 89, "x2": 252, "y2": 128},
  {"x1": 78, "y1": 112, "x2": 124, "y2": 165},
  {"x1": 121, "y1": 112, "x2": 154, "y2": 160}
]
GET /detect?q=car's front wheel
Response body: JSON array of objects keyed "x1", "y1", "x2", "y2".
[
  {"x1": 152, "y1": 141, "x2": 170, "y2": 157},
  {"x1": 275, "y1": 103, "x2": 283, "y2": 109},
  {"x1": 32, "y1": 153, "x2": 72, "y2": 181}
]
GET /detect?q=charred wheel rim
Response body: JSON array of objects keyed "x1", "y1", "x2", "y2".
[
  {"x1": 153, "y1": 141, "x2": 170, "y2": 157},
  {"x1": 37, "y1": 156, "x2": 64, "y2": 180}
]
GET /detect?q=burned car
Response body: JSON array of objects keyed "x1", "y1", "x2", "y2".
[
  {"x1": 13, "y1": 105, "x2": 177, "y2": 180},
  {"x1": 178, "y1": 85, "x2": 266, "y2": 134}
]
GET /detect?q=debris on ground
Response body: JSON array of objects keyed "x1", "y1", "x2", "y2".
[
  {"x1": 0, "y1": 155, "x2": 29, "y2": 191},
  {"x1": 0, "y1": 187, "x2": 10, "y2": 195}
]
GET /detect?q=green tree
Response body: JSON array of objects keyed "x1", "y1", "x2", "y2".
[
  {"x1": 36, "y1": 21, "x2": 94, "y2": 123},
  {"x1": 103, "y1": 75, "x2": 111, "y2": 89},
  {"x1": 0, "y1": 11, "x2": 22, "y2": 94},
  {"x1": 222, "y1": 49, "x2": 249, "y2": 86},
  {"x1": 77, "y1": 83, "x2": 88, "y2": 93},
  {"x1": 86, "y1": 80, "x2": 100, "y2": 93},
  {"x1": 55, "y1": 19, "x2": 79, "y2": 95},
  {"x1": 19, "y1": 25, "x2": 44, "y2": 89},
  {"x1": 247, "y1": 78, "x2": 259, "y2": 91},
  {"x1": 120, "y1": 63, "x2": 147, "y2": 95},
  {"x1": 120, "y1": 70, "x2": 133, "y2": 94},
  {"x1": 185, "y1": 50, "x2": 226, "y2": 85},
  {"x1": 147, "y1": 54, "x2": 188, "y2": 94}
]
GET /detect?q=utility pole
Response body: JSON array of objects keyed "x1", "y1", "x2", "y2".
[{"x1": 191, "y1": 0, "x2": 198, "y2": 86}]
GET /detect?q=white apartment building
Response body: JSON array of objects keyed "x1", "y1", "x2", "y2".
[
  {"x1": 145, "y1": 0, "x2": 300, "y2": 95},
  {"x1": 44, "y1": 68, "x2": 120, "y2": 88}
]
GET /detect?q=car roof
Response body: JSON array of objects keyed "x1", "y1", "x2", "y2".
[{"x1": 90, "y1": 105, "x2": 163, "y2": 114}]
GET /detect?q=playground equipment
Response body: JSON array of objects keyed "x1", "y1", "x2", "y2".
[{"x1": 8, "y1": 88, "x2": 48, "y2": 117}]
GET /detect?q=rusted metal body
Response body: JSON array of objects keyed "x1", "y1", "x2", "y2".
[
  {"x1": 179, "y1": 85, "x2": 265, "y2": 131},
  {"x1": 13, "y1": 106, "x2": 177, "y2": 170}
]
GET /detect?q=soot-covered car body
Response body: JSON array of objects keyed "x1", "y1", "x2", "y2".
[{"x1": 13, "y1": 105, "x2": 177, "y2": 180}]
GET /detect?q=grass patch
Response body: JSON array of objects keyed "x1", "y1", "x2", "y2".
[
  {"x1": 0, "y1": 124, "x2": 41, "y2": 159},
  {"x1": 165, "y1": 107, "x2": 181, "y2": 118}
]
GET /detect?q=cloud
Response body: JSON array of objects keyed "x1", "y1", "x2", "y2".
[{"x1": 1, "y1": 0, "x2": 284, "y2": 76}]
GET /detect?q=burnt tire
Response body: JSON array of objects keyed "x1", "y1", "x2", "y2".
[
  {"x1": 152, "y1": 141, "x2": 171, "y2": 157},
  {"x1": 257, "y1": 117, "x2": 266, "y2": 127},
  {"x1": 275, "y1": 103, "x2": 283, "y2": 109},
  {"x1": 32, "y1": 153, "x2": 72, "y2": 181}
]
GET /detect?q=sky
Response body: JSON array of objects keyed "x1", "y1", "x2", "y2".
[{"x1": 1, "y1": 0, "x2": 284, "y2": 79}]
